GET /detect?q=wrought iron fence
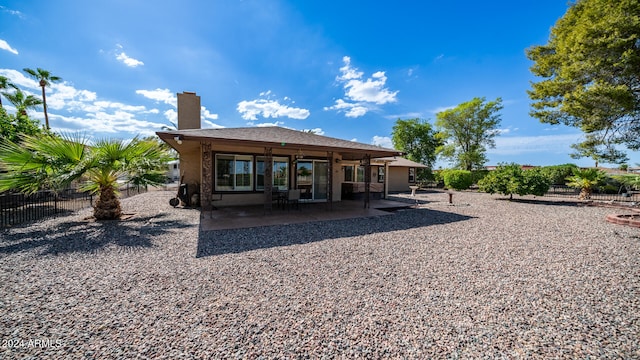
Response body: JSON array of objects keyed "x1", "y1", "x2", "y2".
[
  {"x1": 544, "y1": 185, "x2": 639, "y2": 202},
  {"x1": 0, "y1": 186, "x2": 148, "y2": 229}
]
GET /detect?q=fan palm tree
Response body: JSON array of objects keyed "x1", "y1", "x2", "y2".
[
  {"x1": 0, "y1": 133, "x2": 172, "y2": 220},
  {"x1": 2, "y1": 88, "x2": 43, "y2": 116},
  {"x1": 23, "y1": 68, "x2": 62, "y2": 130},
  {"x1": 566, "y1": 168, "x2": 606, "y2": 200}
]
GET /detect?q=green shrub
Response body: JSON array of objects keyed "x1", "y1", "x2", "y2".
[
  {"x1": 471, "y1": 169, "x2": 489, "y2": 184},
  {"x1": 478, "y1": 163, "x2": 550, "y2": 199},
  {"x1": 521, "y1": 168, "x2": 551, "y2": 196},
  {"x1": 442, "y1": 169, "x2": 473, "y2": 190},
  {"x1": 540, "y1": 164, "x2": 578, "y2": 185}
]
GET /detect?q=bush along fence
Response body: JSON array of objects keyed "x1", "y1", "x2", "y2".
[
  {"x1": 419, "y1": 180, "x2": 638, "y2": 203},
  {"x1": 0, "y1": 186, "x2": 147, "y2": 229},
  {"x1": 544, "y1": 185, "x2": 640, "y2": 202}
]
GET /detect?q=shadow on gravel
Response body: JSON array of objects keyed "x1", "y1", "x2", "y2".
[
  {"x1": 0, "y1": 213, "x2": 193, "y2": 256},
  {"x1": 196, "y1": 208, "x2": 473, "y2": 257},
  {"x1": 494, "y1": 198, "x2": 581, "y2": 207}
]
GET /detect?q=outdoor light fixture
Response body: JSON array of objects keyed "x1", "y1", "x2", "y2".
[
  {"x1": 174, "y1": 135, "x2": 183, "y2": 145},
  {"x1": 294, "y1": 149, "x2": 304, "y2": 160}
]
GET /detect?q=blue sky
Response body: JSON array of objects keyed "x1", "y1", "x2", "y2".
[{"x1": 1, "y1": 1, "x2": 638, "y2": 168}]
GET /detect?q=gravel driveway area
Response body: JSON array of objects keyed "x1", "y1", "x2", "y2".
[{"x1": 1, "y1": 190, "x2": 639, "y2": 358}]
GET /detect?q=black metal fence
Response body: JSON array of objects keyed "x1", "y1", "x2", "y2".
[
  {"x1": 0, "y1": 186, "x2": 148, "y2": 229},
  {"x1": 544, "y1": 185, "x2": 639, "y2": 202}
]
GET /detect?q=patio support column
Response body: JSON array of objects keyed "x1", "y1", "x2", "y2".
[
  {"x1": 201, "y1": 141, "x2": 213, "y2": 212},
  {"x1": 327, "y1": 151, "x2": 333, "y2": 210},
  {"x1": 363, "y1": 154, "x2": 371, "y2": 209},
  {"x1": 264, "y1": 147, "x2": 273, "y2": 213},
  {"x1": 384, "y1": 160, "x2": 390, "y2": 199}
]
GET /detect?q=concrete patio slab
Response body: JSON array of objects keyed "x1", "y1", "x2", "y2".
[{"x1": 199, "y1": 199, "x2": 412, "y2": 231}]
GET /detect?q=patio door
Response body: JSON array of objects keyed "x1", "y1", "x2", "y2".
[{"x1": 296, "y1": 160, "x2": 328, "y2": 201}]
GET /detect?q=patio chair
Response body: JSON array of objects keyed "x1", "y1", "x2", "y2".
[{"x1": 286, "y1": 189, "x2": 300, "y2": 210}]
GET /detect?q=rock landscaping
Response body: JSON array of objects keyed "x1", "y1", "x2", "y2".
[{"x1": 1, "y1": 190, "x2": 639, "y2": 358}]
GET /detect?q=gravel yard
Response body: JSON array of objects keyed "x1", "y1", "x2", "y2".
[{"x1": 1, "y1": 190, "x2": 639, "y2": 358}]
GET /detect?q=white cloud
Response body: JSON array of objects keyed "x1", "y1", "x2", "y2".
[
  {"x1": 116, "y1": 52, "x2": 144, "y2": 67},
  {"x1": 136, "y1": 88, "x2": 177, "y2": 107},
  {"x1": 326, "y1": 56, "x2": 398, "y2": 118},
  {"x1": 372, "y1": 135, "x2": 393, "y2": 149},
  {"x1": 0, "y1": 69, "x2": 37, "y2": 89},
  {"x1": 115, "y1": 44, "x2": 144, "y2": 67},
  {"x1": 430, "y1": 105, "x2": 456, "y2": 114},
  {"x1": 164, "y1": 109, "x2": 177, "y2": 123},
  {"x1": 237, "y1": 94, "x2": 310, "y2": 121},
  {"x1": 255, "y1": 121, "x2": 285, "y2": 127},
  {"x1": 0, "y1": 39, "x2": 18, "y2": 55},
  {"x1": 337, "y1": 56, "x2": 364, "y2": 81},
  {"x1": 1, "y1": 68, "x2": 177, "y2": 136},
  {"x1": 201, "y1": 106, "x2": 218, "y2": 121},
  {"x1": 303, "y1": 128, "x2": 325, "y2": 135},
  {"x1": 0, "y1": 6, "x2": 24, "y2": 18},
  {"x1": 203, "y1": 120, "x2": 224, "y2": 129},
  {"x1": 323, "y1": 99, "x2": 368, "y2": 118},
  {"x1": 50, "y1": 112, "x2": 167, "y2": 137},
  {"x1": 48, "y1": 83, "x2": 98, "y2": 111},
  {"x1": 344, "y1": 71, "x2": 397, "y2": 105}
]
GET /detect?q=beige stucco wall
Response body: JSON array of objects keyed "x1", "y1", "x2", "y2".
[
  {"x1": 387, "y1": 167, "x2": 412, "y2": 192},
  {"x1": 176, "y1": 141, "x2": 346, "y2": 207}
]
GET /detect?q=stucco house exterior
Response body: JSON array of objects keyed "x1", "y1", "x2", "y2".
[{"x1": 156, "y1": 92, "x2": 424, "y2": 211}]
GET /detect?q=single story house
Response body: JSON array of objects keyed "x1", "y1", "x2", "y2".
[{"x1": 156, "y1": 92, "x2": 424, "y2": 211}]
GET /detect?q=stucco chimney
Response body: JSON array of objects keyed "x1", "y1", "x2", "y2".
[{"x1": 177, "y1": 91, "x2": 201, "y2": 130}]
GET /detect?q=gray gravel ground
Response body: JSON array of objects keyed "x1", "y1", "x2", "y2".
[{"x1": 1, "y1": 190, "x2": 639, "y2": 359}]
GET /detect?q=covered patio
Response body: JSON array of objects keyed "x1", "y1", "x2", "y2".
[{"x1": 199, "y1": 198, "x2": 413, "y2": 231}]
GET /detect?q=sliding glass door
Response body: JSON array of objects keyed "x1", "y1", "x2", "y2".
[{"x1": 296, "y1": 160, "x2": 328, "y2": 201}]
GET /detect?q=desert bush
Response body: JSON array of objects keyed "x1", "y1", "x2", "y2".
[
  {"x1": 478, "y1": 163, "x2": 550, "y2": 199},
  {"x1": 540, "y1": 164, "x2": 578, "y2": 185},
  {"x1": 442, "y1": 169, "x2": 473, "y2": 190}
]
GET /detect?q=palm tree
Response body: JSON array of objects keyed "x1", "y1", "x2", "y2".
[
  {"x1": 2, "y1": 88, "x2": 43, "y2": 116},
  {"x1": 0, "y1": 133, "x2": 172, "y2": 220},
  {"x1": 566, "y1": 168, "x2": 606, "y2": 200},
  {"x1": 0, "y1": 75, "x2": 13, "y2": 108},
  {"x1": 23, "y1": 68, "x2": 62, "y2": 130}
]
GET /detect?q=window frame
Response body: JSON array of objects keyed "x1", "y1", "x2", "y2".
[
  {"x1": 256, "y1": 156, "x2": 289, "y2": 191},
  {"x1": 215, "y1": 154, "x2": 254, "y2": 191}
]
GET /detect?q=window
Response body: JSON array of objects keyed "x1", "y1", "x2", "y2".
[
  {"x1": 215, "y1": 154, "x2": 253, "y2": 191},
  {"x1": 256, "y1": 157, "x2": 289, "y2": 191},
  {"x1": 377, "y1": 166, "x2": 385, "y2": 183},
  {"x1": 344, "y1": 165, "x2": 354, "y2": 182},
  {"x1": 343, "y1": 165, "x2": 365, "y2": 182},
  {"x1": 408, "y1": 167, "x2": 416, "y2": 183}
]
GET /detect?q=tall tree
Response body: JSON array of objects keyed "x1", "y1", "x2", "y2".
[
  {"x1": 0, "y1": 134, "x2": 172, "y2": 220},
  {"x1": 435, "y1": 97, "x2": 503, "y2": 170},
  {"x1": 23, "y1": 67, "x2": 62, "y2": 130},
  {"x1": 0, "y1": 75, "x2": 12, "y2": 108},
  {"x1": 2, "y1": 88, "x2": 43, "y2": 116},
  {"x1": 526, "y1": 0, "x2": 640, "y2": 164},
  {"x1": 391, "y1": 118, "x2": 442, "y2": 168}
]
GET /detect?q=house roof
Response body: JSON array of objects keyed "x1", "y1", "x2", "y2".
[
  {"x1": 156, "y1": 126, "x2": 403, "y2": 160},
  {"x1": 373, "y1": 157, "x2": 428, "y2": 168}
]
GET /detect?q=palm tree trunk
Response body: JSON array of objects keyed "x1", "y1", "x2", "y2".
[
  {"x1": 40, "y1": 84, "x2": 49, "y2": 130},
  {"x1": 579, "y1": 188, "x2": 591, "y2": 200},
  {"x1": 94, "y1": 186, "x2": 122, "y2": 220}
]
